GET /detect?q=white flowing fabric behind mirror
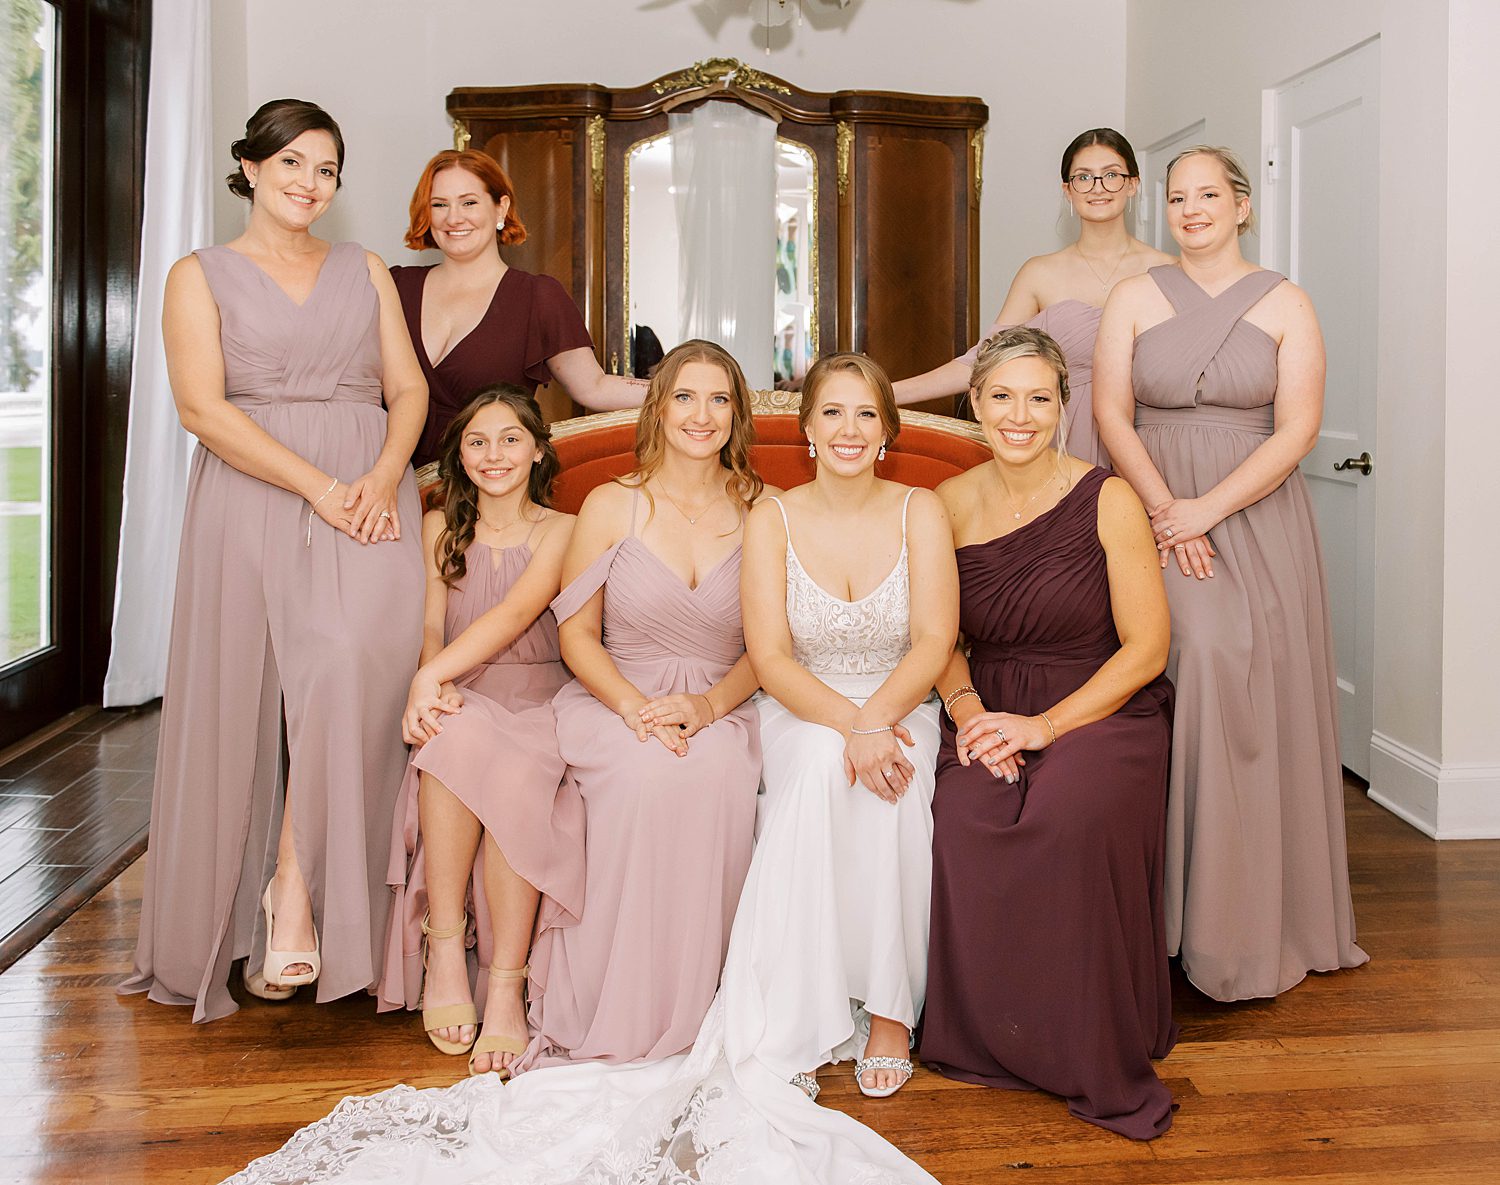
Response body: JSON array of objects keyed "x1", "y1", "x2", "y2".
[{"x1": 670, "y1": 100, "x2": 775, "y2": 386}]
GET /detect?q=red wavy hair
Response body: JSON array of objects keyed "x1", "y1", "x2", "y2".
[{"x1": 403, "y1": 149, "x2": 528, "y2": 251}]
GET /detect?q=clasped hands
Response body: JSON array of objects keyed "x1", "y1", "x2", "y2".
[
  {"x1": 953, "y1": 707, "x2": 1054, "y2": 783},
  {"x1": 310, "y1": 465, "x2": 402, "y2": 545},
  {"x1": 629, "y1": 692, "x2": 716, "y2": 757},
  {"x1": 843, "y1": 719, "x2": 917, "y2": 805},
  {"x1": 1148, "y1": 496, "x2": 1217, "y2": 580}
]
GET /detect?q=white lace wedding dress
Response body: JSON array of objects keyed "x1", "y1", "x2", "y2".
[{"x1": 224, "y1": 491, "x2": 942, "y2": 1185}]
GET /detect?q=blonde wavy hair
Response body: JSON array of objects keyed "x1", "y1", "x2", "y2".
[{"x1": 620, "y1": 339, "x2": 763, "y2": 518}]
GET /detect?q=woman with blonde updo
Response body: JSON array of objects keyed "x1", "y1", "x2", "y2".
[
  {"x1": 1093, "y1": 146, "x2": 1368, "y2": 1003},
  {"x1": 921, "y1": 326, "x2": 1177, "y2": 1138}
]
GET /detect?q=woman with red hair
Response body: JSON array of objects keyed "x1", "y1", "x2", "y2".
[{"x1": 393, "y1": 150, "x2": 645, "y2": 468}]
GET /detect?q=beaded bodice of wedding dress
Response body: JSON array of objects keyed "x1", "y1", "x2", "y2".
[{"x1": 779, "y1": 491, "x2": 913, "y2": 678}]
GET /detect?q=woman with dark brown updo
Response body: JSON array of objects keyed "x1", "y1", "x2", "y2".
[
  {"x1": 393, "y1": 149, "x2": 647, "y2": 470},
  {"x1": 122, "y1": 99, "x2": 425, "y2": 1021},
  {"x1": 893, "y1": 128, "x2": 1173, "y2": 466}
]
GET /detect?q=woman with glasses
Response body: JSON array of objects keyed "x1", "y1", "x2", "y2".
[{"x1": 893, "y1": 128, "x2": 1172, "y2": 466}]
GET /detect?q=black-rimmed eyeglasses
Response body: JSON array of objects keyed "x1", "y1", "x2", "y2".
[{"x1": 1068, "y1": 170, "x2": 1129, "y2": 193}]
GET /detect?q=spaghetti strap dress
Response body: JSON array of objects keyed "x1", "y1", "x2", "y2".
[
  {"x1": 375, "y1": 527, "x2": 583, "y2": 1015},
  {"x1": 123, "y1": 241, "x2": 424, "y2": 1022},
  {"x1": 920, "y1": 467, "x2": 1177, "y2": 1140},
  {"x1": 1131, "y1": 265, "x2": 1368, "y2": 1001},
  {"x1": 515, "y1": 489, "x2": 762, "y2": 1071},
  {"x1": 962, "y1": 300, "x2": 1108, "y2": 466}
]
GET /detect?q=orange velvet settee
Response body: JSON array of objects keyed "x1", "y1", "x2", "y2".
[{"x1": 416, "y1": 392, "x2": 990, "y2": 512}]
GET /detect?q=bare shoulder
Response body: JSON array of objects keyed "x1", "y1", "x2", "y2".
[
  {"x1": 165, "y1": 252, "x2": 211, "y2": 298},
  {"x1": 1137, "y1": 242, "x2": 1176, "y2": 268},
  {"x1": 1108, "y1": 271, "x2": 1157, "y2": 303},
  {"x1": 754, "y1": 482, "x2": 785, "y2": 500},
  {"x1": 1096, "y1": 473, "x2": 1150, "y2": 529},
  {"x1": 577, "y1": 480, "x2": 633, "y2": 523}
]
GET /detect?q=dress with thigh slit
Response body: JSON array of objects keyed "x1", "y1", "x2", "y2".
[{"x1": 122, "y1": 241, "x2": 424, "y2": 1021}]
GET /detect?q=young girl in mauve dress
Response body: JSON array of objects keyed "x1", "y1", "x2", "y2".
[{"x1": 375, "y1": 384, "x2": 580, "y2": 1078}]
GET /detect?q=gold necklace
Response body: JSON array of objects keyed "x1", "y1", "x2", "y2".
[
  {"x1": 655, "y1": 482, "x2": 720, "y2": 526},
  {"x1": 1074, "y1": 241, "x2": 1130, "y2": 291},
  {"x1": 477, "y1": 508, "x2": 534, "y2": 533}
]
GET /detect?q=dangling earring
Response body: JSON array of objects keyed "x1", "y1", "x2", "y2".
[
  {"x1": 877, "y1": 443, "x2": 887, "y2": 461},
  {"x1": 807, "y1": 442, "x2": 816, "y2": 459}
]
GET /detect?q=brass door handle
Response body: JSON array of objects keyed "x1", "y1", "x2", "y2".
[{"x1": 1333, "y1": 452, "x2": 1373, "y2": 476}]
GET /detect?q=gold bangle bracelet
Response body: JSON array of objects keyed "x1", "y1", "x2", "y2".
[{"x1": 1039, "y1": 710, "x2": 1058, "y2": 745}]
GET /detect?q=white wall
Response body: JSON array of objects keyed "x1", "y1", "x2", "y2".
[
  {"x1": 1127, "y1": 0, "x2": 1500, "y2": 838},
  {"x1": 210, "y1": 0, "x2": 1126, "y2": 328}
]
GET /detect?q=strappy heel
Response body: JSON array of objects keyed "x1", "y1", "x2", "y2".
[
  {"x1": 421, "y1": 912, "x2": 477, "y2": 1055},
  {"x1": 854, "y1": 1055, "x2": 913, "y2": 1098},
  {"x1": 791, "y1": 1072, "x2": 821, "y2": 1102},
  {"x1": 469, "y1": 963, "x2": 530, "y2": 1078},
  {"x1": 247, "y1": 880, "x2": 320, "y2": 998}
]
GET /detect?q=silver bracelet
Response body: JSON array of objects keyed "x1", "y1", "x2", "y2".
[{"x1": 849, "y1": 723, "x2": 895, "y2": 735}]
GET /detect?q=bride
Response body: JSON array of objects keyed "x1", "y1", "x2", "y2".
[{"x1": 223, "y1": 353, "x2": 956, "y2": 1185}]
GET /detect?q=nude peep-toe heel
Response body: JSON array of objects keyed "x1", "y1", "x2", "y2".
[
  {"x1": 421, "y1": 912, "x2": 478, "y2": 1056},
  {"x1": 245, "y1": 881, "x2": 320, "y2": 999},
  {"x1": 468, "y1": 963, "x2": 530, "y2": 1079}
]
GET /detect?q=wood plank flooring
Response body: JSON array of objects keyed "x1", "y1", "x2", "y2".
[
  {"x1": 0, "y1": 707, "x2": 157, "y2": 973},
  {"x1": 1, "y1": 777, "x2": 1497, "y2": 1184}
]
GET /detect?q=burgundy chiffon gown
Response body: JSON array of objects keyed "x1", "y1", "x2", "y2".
[{"x1": 920, "y1": 466, "x2": 1178, "y2": 1139}]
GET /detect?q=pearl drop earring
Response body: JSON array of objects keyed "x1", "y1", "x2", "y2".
[
  {"x1": 807, "y1": 442, "x2": 816, "y2": 459},
  {"x1": 877, "y1": 443, "x2": 887, "y2": 461}
]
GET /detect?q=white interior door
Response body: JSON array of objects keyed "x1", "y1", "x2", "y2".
[
  {"x1": 1267, "y1": 38, "x2": 1380, "y2": 778},
  {"x1": 1138, "y1": 120, "x2": 1203, "y2": 250}
]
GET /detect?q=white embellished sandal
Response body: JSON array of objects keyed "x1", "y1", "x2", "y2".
[
  {"x1": 854, "y1": 1055, "x2": 913, "y2": 1098},
  {"x1": 790, "y1": 1072, "x2": 821, "y2": 1102}
]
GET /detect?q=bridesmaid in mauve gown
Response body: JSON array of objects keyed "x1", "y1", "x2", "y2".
[
  {"x1": 1094, "y1": 146, "x2": 1368, "y2": 1001},
  {"x1": 375, "y1": 387, "x2": 581, "y2": 1078},
  {"x1": 893, "y1": 127, "x2": 1173, "y2": 466},
  {"x1": 921, "y1": 326, "x2": 1177, "y2": 1139},
  {"x1": 516, "y1": 340, "x2": 767, "y2": 1071},
  {"x1": 123, "y1": 101, "x2": 426, "y2": 1021}
]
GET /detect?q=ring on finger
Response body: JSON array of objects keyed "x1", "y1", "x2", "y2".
[
  {"x1": 1163, "y1": 526, "x2": 1174, "y2": 538},
  {"x1": 378, "y1": 510, "x2": 391, "y2": 519}
]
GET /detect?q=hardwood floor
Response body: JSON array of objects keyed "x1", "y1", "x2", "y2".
[
  {"x1": 1, "y1": 779, "x2": 1496, "y2": 1184},
  {"x1": 0, "y1": 707, "x2": 157, "y2": 973}
]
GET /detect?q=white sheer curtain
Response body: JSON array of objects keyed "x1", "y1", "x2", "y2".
[
  {"x1": 670, "y1": 101, "x2": 775, "y2": 388},
  {"x1": 102, "y1": 0, "x2": 213, "y2": 706}
]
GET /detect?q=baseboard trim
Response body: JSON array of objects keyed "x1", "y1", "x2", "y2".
[{"x1": 1369, "y1": 731, "x2": 1500, "y2": 839}]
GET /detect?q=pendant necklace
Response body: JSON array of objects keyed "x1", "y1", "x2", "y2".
[
  {"x1": 656, "y1": 483, "x2": 718, "y2": 526},
  {"x1": 1074, "y1": 241, "x2": 1130, "y2": 291},
  {"x1": 1001, "y1": 473, "x2": 1066, "y2": 521}
]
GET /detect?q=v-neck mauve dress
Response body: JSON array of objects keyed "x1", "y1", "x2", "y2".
[
  {"x1": 920, "y1": 467, "x2": 1177, "y2": 1140},
  {"x1": 514, "y1": 495, "x2": 762, "y2": 1073},
  {"x1": 1131, "y1": 265, "x2": 1368, "y2": 1002},
  {"x1": 391, "y1": 265, "x2": 592, "y2": 469},
  {"x1": 376, "y1": 539, "x2": 582, "y2": 1015},
  {"x1": 123, "y1": 241, "x2": 424, "y2": 1022},
  {"x1": 962, "y1": 300, "x2": 1108, "y2": 466}
]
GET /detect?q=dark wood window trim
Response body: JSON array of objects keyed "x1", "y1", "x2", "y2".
[{"x1": 0, "y1": 0, "x2": 149, "y2": 748}]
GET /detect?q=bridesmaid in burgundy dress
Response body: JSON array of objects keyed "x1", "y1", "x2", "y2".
[
  {"x1": 892, "y1": 128, "x2": 1172, "y2": 465},
  {"x1": 392, "y1": 149, "x2": 646, "y2": 469},
  {"x1": 921, "y1": 326, "x2": 1177, "y2": 1139}
]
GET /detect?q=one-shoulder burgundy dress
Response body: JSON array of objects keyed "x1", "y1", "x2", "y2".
[{"x1": 920, "y1": 467, "x2": 1178, "y2": 1140}]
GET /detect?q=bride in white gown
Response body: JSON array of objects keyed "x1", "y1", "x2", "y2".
[{"x1": 224, "y1": 354, "x2": 959, "y2": 1185}]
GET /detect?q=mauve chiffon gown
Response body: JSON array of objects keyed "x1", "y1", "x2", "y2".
[
  {"x1": 920, "y1": 467, "x2": 1177, "y2": 1140},
  {"x1": 375, "y1": 534, "x2": 582, "y2": 1015},
  {"x1": 123, "y1": 241, "x2": 424, "y2": 1021},
  {"x1": 514, "y1": 492, "x2": 761, "y2": 1071},
  {"x1": 963, "y1": 301, "x2": 1108, "y2": 466},
  {"x1": 1132, "y1": 265, "x2": 1368, "y2": 1001}
]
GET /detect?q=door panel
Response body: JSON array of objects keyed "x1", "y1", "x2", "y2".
[{"x1": 1269, "y1": 39, "x2": 1380, "y2": 777}]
